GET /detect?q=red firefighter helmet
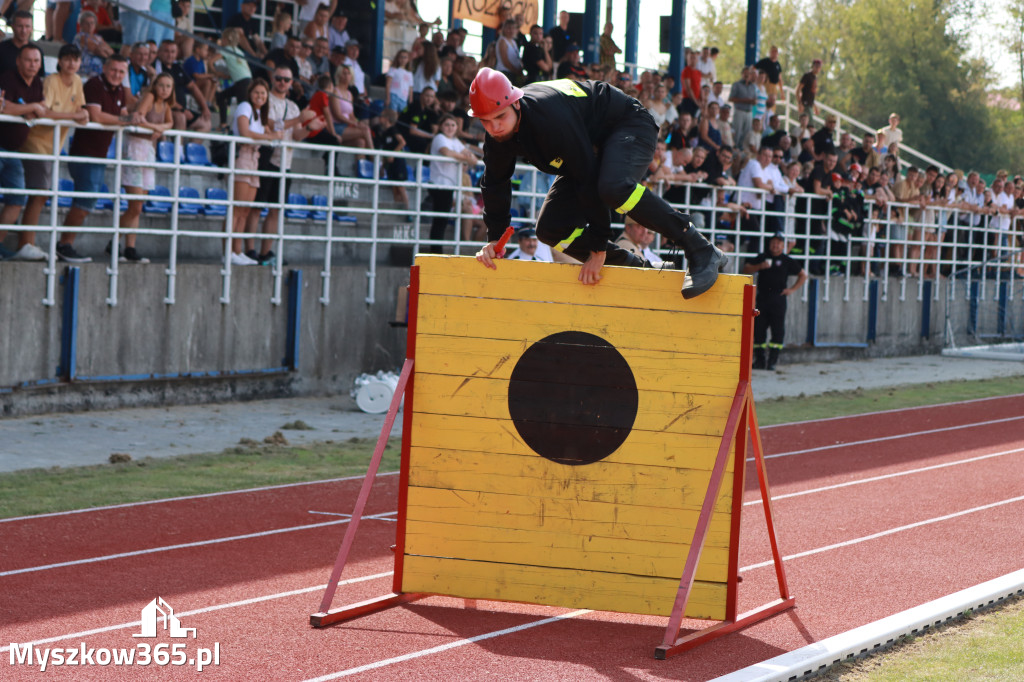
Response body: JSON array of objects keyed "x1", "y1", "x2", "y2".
[{"x1": 468, "y1": 67, "x2": 524, "y2": 117}]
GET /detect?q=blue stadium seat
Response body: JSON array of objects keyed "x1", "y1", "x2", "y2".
[
  {"x1": 284, "y1": 193, "x2": 309, "y2": 219},
  {"x1": 419, "y1": 165, "x2": 430, "y2": 183},
  {"x1": 202, "y1": 187, "x2": 228, "y2": 216},
  {"x1": 178, "y1": 187, "x2": 201, "y2": 215},
  {"x1": 93, "y1": 182, "x2": 113, "y2": 211},
  {"x1": 309, "y1": 194, "x2": 328, "y2": 221},
  {"x1": 157, "y1": 141, "x2": 175, "y2": 164},
  {"x1": 469, "y1": 168, "x2": 484, "y2": 187},
  {"x1": 357, "y1": 159, "x2": 374, "y2": 179},
  {"x1": 144, "y1": 185, "x2": 172, "y2": 214},
  {"x1": 333, "y1": 213, "x2": 358, "y2": 224},
  {"x1": 185, "y1": 143, "x2": 213, "y2": 166}
]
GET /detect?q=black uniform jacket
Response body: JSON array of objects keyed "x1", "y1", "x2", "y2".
[{"x1": 480, "y1": 79, "x2": 647, "y2": 247}]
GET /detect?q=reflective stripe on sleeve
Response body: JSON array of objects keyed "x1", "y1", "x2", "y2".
[{"x1": 553, "y1": 226, "x2": 585, "y2": 252}]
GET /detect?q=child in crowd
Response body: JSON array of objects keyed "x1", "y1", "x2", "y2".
[
  {"x1": 230, "y1": 78, "x2": 282, "y2": 266},
  {"x1": 372, "y1": 108, "x2": 410, "y2": 209},
  {"x1": 269, "y1": 10, "x2": 293, "y2": 51},
  {"x1": 386, "y1": 49, "x2": 413, "y2": 113},
  {"x1": 117, "y1": 72, "x2": 174, "y2": 264},
  {"x1": 174, "y1": 0, "x2": 194, "y2": 59},
  {"x1": 184, "y1": 40, "x2": 217, "y2": 109}
]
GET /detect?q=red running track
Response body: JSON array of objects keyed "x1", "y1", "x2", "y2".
[{"x1": 2, "y1": 394, "x2": 1023, "y2": 681}]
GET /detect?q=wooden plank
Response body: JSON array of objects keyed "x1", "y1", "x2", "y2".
[
  {"x1": 401, "y1": 554, "x2": 727, "y2": 620},
  {"x1": 408, "y1": 414, "x2": 733, "y2": 471},
  {"x1": 407, "y1": 447, "x2": 735, "y2": 513},
  {"x1": 415, "y1": 334, "x2": 742, "y2": 395},
  {"x1": 405, "y1": 486, "x2": 733, "y2": 547},
  {"x1": 403, "y1": 518, "x2": 730, "y2": 582},
  {"x1": 416, "y1": 296, "x2": 743, "y2": 357},
  {"x1": 412, "y1": 373, "x2": 737, "y2": 434},
  {"x1": 413, "y1": 255, "x2": 750, "y2": 318}
]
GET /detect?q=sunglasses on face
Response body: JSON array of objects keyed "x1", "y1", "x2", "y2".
[{"x1": 274, "y1": 76, "x2": 292, "y2": 82}]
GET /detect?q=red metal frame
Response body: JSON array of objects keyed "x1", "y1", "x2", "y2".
[
  {"x1": 655, "y1": 284, "x2": 795, "y2": 659},
  {"x1": 310, "y1": 267, "x2": 423, "y2": 628}
]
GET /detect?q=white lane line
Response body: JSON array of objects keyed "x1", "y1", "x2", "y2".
[
  {"x1": 0, "y1": 471, "x2": 400, "y2": 524},
  {"x1": 760, "y1": 392, "x2": 1024, "y2": 429},
  {"x1": 753, "y1": 414, "x2": 1024, "y2": 462},
  {"x1": 740, "y1": 493, "x2": 1024, "y2": 572},
  {"x1": 0, "y1": 512, "x2": 398, "y2": 577},
  {"x1": 309, "y1": 511, "x2": 353, "y2": 517},
  {"x1": 0, "y1": 571, "x2": 394, "y2": 654},
  {"x1": 743, "y1": 446, "x2": 1024, "y2": 507},
  {"x1": 303, "y1": 609, "x2": 593, "y2": 681}
]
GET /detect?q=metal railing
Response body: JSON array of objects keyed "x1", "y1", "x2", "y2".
[{"x1": 0, "y1": 115, "x2": 1019, "y2": 313}]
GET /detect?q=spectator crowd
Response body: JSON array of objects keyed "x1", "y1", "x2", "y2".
[{"x1": 0, "y1": 5, "x2": 1020, "y2": 278}]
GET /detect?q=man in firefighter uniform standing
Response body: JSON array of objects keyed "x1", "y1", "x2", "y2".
[
  {"x1": 469, "y1": 68, "x2": 726, "y2": 299},
  {"x1": 743, "y1": 232, "x2": 808, "y2": 370}
]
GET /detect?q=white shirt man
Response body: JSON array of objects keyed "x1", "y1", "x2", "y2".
[
  {"x1": 507, "y1": 229, "x2": 554, "y2": 261},
  {"x1": 695, "y1": 46, "x2": 716, "y2": 88},
  {"x1": 737, "y1": 147, "x2": 775, "y2": 210},
  {"x1": 342, "y1": 41, "x2": 366, "y2": 95},
  {"x1": 992, "y1": 180, "x2": 1014, "y2": 233}
]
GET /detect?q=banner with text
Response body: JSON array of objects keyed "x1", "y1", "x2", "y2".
[{"x1": 453, "y1": 0, "x2": 538, "y2": 33}]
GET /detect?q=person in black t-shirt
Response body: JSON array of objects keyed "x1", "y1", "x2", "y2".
[
  {"x1": 743, "y1": 231, "x2": 807, "y2": 370},
  {"x1": 372, "y1": 108, "x2": 410, "y2": 209},
  {"x1": 547, "y1": 10, "x2": 573, "y2": 62},
  {"x1": 753, "y1": 45, "x2": 783, "y2": 101},
  {"x1": 226, "y1": 0, "x2": 267, "y2": 59},
  {"x1": 522, "y1": 24, "x2": 552, "y2": 84},
  {"x1": 399, "y1": 87, "x2": 441, "y2": 154}
]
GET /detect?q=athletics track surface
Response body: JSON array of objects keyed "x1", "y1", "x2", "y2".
[{"x1": 2, "y1": 393, "x2": 1023, "y2": 681}]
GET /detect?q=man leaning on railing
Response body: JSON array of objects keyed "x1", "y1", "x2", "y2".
[
  {"x1": 0, "y1": 43, "x2": 51, "y2": 260},
  {"x1": 56, "y1": 54, "x2": 138, "y2": 264}
]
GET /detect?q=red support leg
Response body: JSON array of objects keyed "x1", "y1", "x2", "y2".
[
  {"x1": 661, "y1": 381, "x2": 751, "y2": 648},
  {"x1": 314, "y1": 358, "x2": 414, "y2": 616}
]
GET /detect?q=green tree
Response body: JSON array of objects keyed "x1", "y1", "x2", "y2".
[{"x1": 837, "y1": 0, "x2": 994, "y2": 169}]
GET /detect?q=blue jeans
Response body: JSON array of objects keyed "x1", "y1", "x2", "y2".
[
  {"x1": 120, "y1": 11, "x2": 148, "y2": 47},
  {"x1": 68, "y1": 161, "x2": 105, "y2": 211},
  {"x1": 0, "y1": 155, "x2": 26, "y2": 207}
]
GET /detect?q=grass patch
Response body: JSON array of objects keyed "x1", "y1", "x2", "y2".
[
  {"x1": 822, "y1": 595, "x2": 1024, "y2": 681},
  {"x1": 754, "y1": 376, "x2": 1023, "y2": 426},
  {"x1": 0, "y1": 375, "x2": 1019, "y2": 520},
  {"x1": 0, "y1": 438, "x2": 400, "y2": 519}
]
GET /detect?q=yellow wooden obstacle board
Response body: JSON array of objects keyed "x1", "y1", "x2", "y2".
[{"x1": 400, "y1": 255, "x2": 752, "y2": 620}]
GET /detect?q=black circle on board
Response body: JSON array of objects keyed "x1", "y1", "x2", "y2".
[{"x1": 507, "y1": 331, "x2": 638, "y2": 465}]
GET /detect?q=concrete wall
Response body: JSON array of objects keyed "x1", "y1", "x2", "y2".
[{"x1": 1, "y1": 262, "x2": 1020, "y2": 417}]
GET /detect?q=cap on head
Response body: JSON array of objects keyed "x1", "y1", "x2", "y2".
[
  {"x1": 831, "y1": 172, "x2": 843, "y2": 186},
  {"x1": 517, "y1": 227, "x2": 537, "y2": 239},
  {"x1": 468, "y1": 67, "x2": 524, "y2": 117},
  {"x1": 346, "y1": 39, "x2": 360, "y2": 48},
  {"x1": 770, "y1": 231, "x2": 786, "y2": 242},
  {"x1": 849, "y1": 163, "x2": 863, "y2": 175}
]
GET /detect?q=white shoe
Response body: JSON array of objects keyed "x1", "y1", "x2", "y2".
[
  {"x1": 11, "y1": 243, "x2": 46, "y2": 261},
  {"x1": 230, "y1": 251, "x2": 258, "y2": 266}
]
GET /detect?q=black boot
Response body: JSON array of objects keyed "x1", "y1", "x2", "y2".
[
  {"x1": 626, "y1": 190, "x2": 726, "y2": 298},
  {"x1": 766, "y1": 347, "x2": 780, "y2": 371},
  {"x1": 752, "y1": 348, "x2": 766, "y2": 370}
]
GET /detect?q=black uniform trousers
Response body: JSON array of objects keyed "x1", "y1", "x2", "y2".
[
  {"x1": 534, "y1": 116, "x2": 665, "y2": 262},
  {"x1": 754, "y1": 292, "x2": 787, "y2": 348}
]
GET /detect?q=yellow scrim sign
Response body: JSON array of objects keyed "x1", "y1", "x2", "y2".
[
  {"x1": 452, "y1": 0, "x2": 537, "y2": 33},
  {"x1": 400, "y1": 256, "x2": 751, "y2": 620}
]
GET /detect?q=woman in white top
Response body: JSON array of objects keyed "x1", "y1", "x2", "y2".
[
  {"x1": 229, "y1": 78, "x2": 283, "y2": 265},
  {"x1": 412, "y1": 42, "x2": 441, "y2": 96},
  {"x1": 495, "y1": 19, "x2": 523, "y2": 83},
  {"x1": 386, "y1": 49, "x2": 414, "y2": 112},
  {"x1": 427, "y1": 114, "x2": 478, "y2": 253},
  {"x1": 644, "y1": 82, "x2": 677, "y2": 134}
]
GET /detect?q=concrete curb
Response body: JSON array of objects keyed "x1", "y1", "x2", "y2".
[{"x1": 711, "y1": 569, "x2": 1024, "y2": 682}]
